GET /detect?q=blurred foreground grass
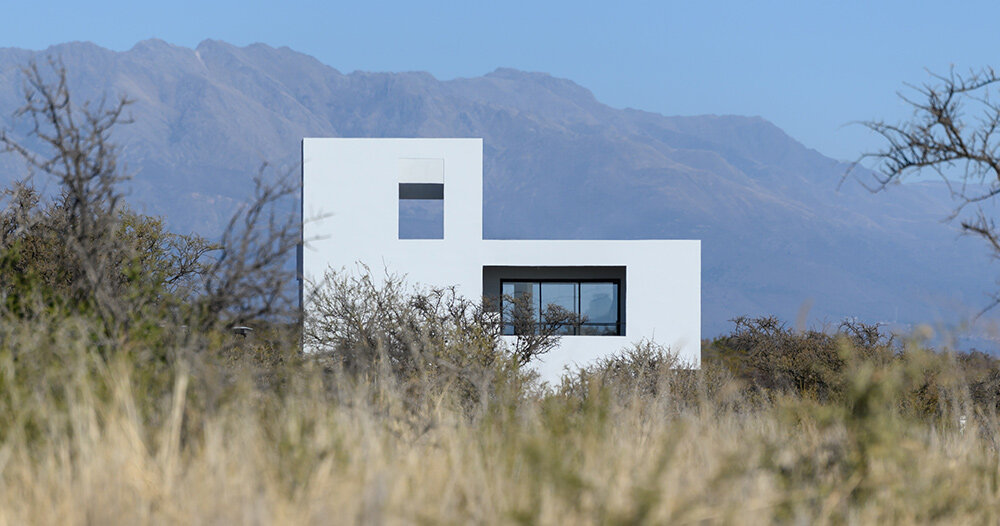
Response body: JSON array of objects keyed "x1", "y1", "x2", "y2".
[{"x1": 1, "y1": 313, "x2": 999, "y2": 525}]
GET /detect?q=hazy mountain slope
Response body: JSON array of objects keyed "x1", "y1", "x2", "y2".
[{"x1": 0, "y1": 39, "x2": 993, "y2": 337}]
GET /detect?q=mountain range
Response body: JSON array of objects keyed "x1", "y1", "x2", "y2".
[{"x1": 0, "y1": 39, "x2": 994, "y2": 340}]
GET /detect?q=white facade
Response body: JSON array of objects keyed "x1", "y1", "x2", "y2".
[{"x1": 301, "y1": 138, "x2": 701, "y2": 381}]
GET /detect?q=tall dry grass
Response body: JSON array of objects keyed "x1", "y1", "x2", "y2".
[{"x1": 1, "y1": 315, "x2": 999, "y2": 525}]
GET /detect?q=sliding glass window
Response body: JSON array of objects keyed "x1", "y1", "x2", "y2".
[{"x1": 501, "y1": 280, "x2": 620, "y2": 336}]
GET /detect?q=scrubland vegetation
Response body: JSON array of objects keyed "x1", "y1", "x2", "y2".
[
  {"x1": 5, "y1": 282, "x2": 1000, "y2": 524},
  {"x1": 5, "y1": 61, "x2": 1000, "y2": 524}
]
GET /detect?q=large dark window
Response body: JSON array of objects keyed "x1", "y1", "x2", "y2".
[{"x1": 500, "y1": 280, "x2": 621, "y2": 336}]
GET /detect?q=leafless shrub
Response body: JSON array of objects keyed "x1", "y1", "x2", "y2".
[
  {"x1": 196, "y1": 165, "x2": 300, "y2": 331},
  {"x1": 706, "y1": 316, "x2": 900, "y2": 401},
  {"x1": 503, "y1": 290, "x2": 580, "y2": 366},
  {"x1": 0, "y1": 58, "x2": 136, "y2": 328},
  {"x1": 303, "y1": 266, "x2": 563, "y2": 409},
  {"x1": 0, "y1": 58, "x2": 300, "y2": 345},
  {"x1": 305, "y1": 266, "x2": 571, "y2": 373},
  {"x1": 560, "y1": 340, "x2": 680, "y2": 395}
]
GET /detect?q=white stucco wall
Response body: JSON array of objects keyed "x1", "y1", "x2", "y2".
[{"x1": 301, "y1": 138, "x2": 701, "y2": 382}]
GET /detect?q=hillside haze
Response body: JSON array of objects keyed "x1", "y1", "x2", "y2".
[{"x1": 0, "y1": 39, "x2": 994, "y2": 338}]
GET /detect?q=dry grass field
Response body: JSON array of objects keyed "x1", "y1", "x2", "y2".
[{"x1": 1, "y1": 311, "x2": 999, "y2": 525}]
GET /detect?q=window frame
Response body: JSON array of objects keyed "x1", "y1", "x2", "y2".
[
  {"x1": 500, "y1": 278, "x2": 622, "y2": 336},
  {"x1": 397, "y1": 182, "x2": 444, "y2": 239}
]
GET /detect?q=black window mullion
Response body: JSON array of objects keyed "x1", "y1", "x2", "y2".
[
  {"x1": 576, "y1": 282, "x2": 581, "y2": 335},
  {"x1": 536, "y1": 281, "x2": 542, "y2": 335}
]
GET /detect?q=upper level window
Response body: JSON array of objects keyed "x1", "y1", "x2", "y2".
[
  {"x1": 398, "y1": 158, "x2": 444, "y2": 239},
  {"x1": 501, "y1": 280, "x2": 621, "y2": 336},
  {"x1": 398, "y1": 184, "x2": 443, "y2": 239}
]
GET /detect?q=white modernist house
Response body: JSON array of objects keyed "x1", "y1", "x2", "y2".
[{"x1": 300, "y1": 138, "x2": 701, "y2": 380}]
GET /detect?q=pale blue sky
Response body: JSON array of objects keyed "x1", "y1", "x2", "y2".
[{"x1": 3, "y1": 0, "x2": 1000, "y2": 161}]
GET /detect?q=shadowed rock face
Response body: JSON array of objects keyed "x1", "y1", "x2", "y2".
[{"x1": 0, "y1": 39, "x2": 995, "y2": 338}]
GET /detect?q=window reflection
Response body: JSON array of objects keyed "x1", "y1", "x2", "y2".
[
  {"x1": 541, "y1": 282, "x2": 577, "y2": 312},
  {"x1": 502, "y1": 282, "x2": 540, "y2": 335},
  {"x1": 542, "y1": 282, "x2": 577, "y2": 335},
  {"x1": 500, "y1": 280, "x2": 620, "y2": 336},
  {"x1": 581, "y1": 283, "x2": 617, "y2": 324}
]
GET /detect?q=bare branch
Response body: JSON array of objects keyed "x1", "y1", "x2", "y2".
[
  {"x1": 197, "y1": 164, "x2": 301, "y2": 330},
  {"x1": 854, "y1": 67, "x2": 1000, "y2": 313}
]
